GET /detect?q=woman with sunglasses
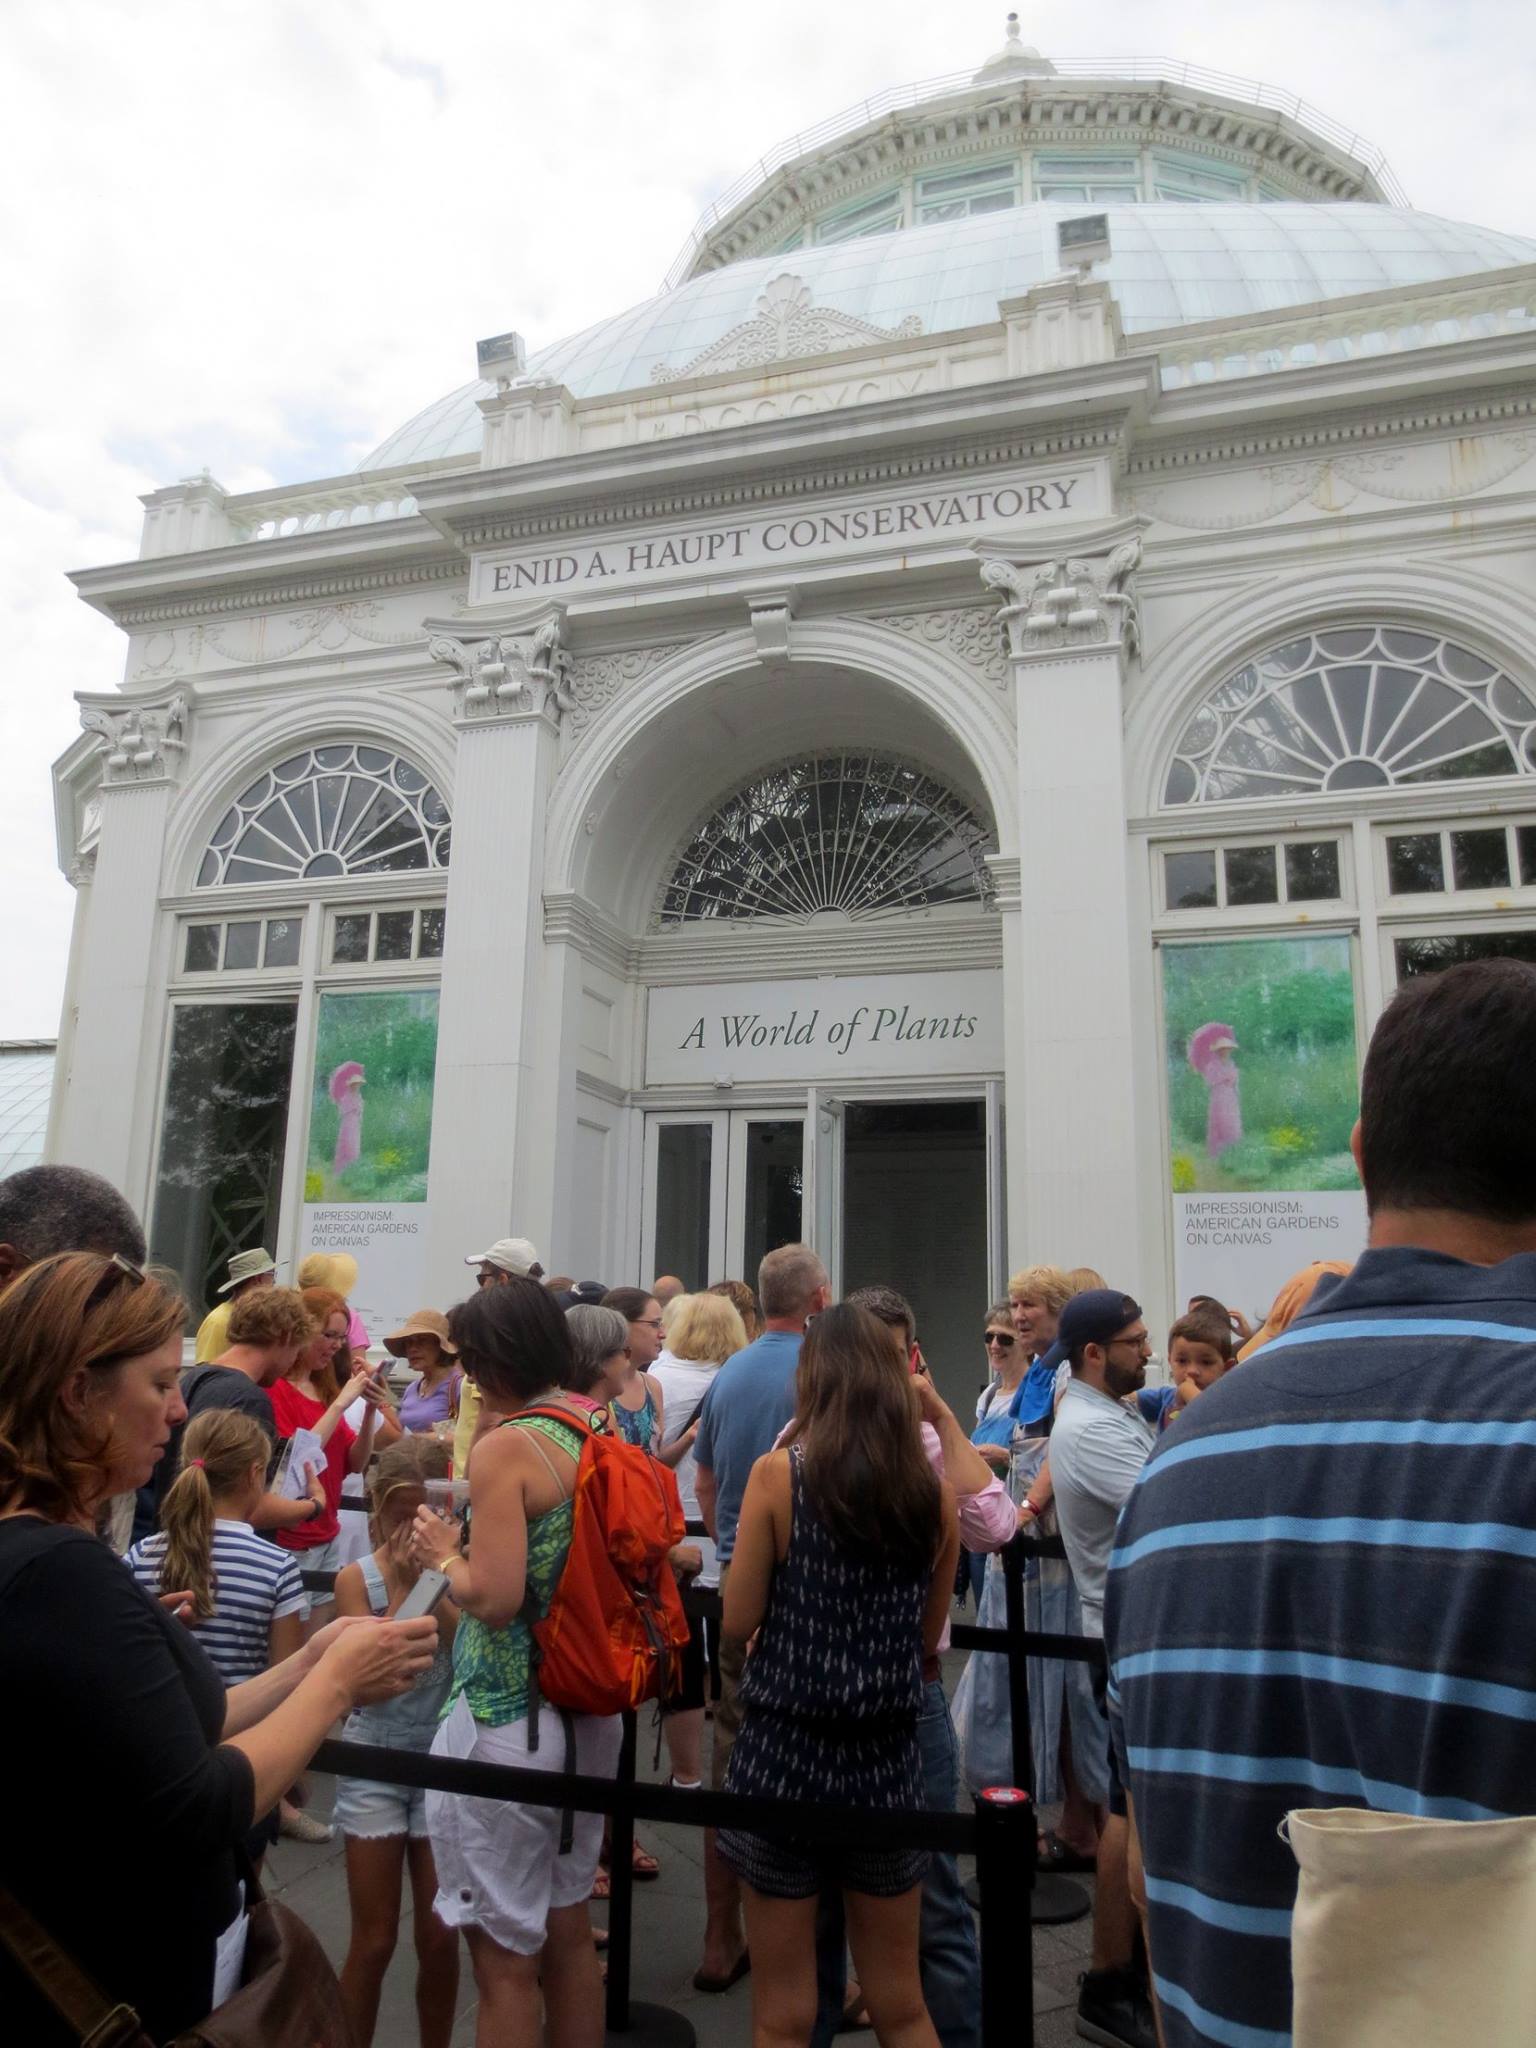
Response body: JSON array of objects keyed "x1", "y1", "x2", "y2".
[
  {"x1": 0, "y1": 1252, "x2": 436, "y2": 2048},
  {"x1": 962, "y1": 1305, "x2": 1023, "y2": 1605}
]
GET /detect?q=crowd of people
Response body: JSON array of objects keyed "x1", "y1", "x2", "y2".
[{"x1": 0, "y1": 955, "x2": 1534, "y2": 2048}]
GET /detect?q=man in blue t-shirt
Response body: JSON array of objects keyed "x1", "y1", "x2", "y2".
[
  {"x1": 691, "y1": 1241, "x2": 830, "y2": 1992},
  {"x1": 1108, "y1": 958, "x2": 1536, "y2": 2048}
]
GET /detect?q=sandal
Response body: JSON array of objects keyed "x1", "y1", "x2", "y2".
[
  {"x1": 1037, "y1": 1830, "x2": 1097, "y2": 1875},
  {"x1": 588, "y1": 1868, "x2": 611, "y2": 1901},
  {"x1": 631, "y1": 1838, "x2": 660, "y2": 1881},
  {"x1": 692, "y1": 1952, "x2": 750, "y2": 1994}
]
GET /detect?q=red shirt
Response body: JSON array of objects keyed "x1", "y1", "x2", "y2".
[{"x1": 268, "y1": 1379, "x2": 353, "y2": 1550}]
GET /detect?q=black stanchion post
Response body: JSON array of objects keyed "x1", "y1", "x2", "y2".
[
  {"x1": 975, "y1": 1786, "x2": 1034, "y2": 2048},
  {"x1": 605, "y1": 1711, "x2": 637, "y2": 2034},
  {"x1": 603, "y1": 1711, "x2": 696, "y2": 2048},
  {"x1": 1001, "y1": 1538, "x2": 1032, "y2": 1793}
]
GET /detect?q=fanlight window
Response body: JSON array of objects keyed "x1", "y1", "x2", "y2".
[
  {"x1": 1165, "y1": 628, "x2": 1536, "y2": 805},
  {"x1": 197, "y1": 745, "x2": 450, "y2": 887},
  {"x1": 658, "y1": 753, "x2": 994, "y2": 927}
]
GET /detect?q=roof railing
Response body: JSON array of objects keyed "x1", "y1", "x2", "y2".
[{"x1": 661, "y1": 58, "x2": 1407, "y2": 289}]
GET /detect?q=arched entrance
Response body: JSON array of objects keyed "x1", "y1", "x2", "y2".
[{"x1": 547, "y1": 642, "x2": 1014, "y2": 1412}]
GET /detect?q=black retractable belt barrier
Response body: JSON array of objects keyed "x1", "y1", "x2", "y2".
[{"x1": 306, "y1": 1526, "x2": 1106, "y2": 2041}]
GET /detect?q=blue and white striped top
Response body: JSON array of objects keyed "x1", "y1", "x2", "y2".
[
  {"x1": 125, "y1": 1519, "x2": 304, "y2": 1686},
  {"x1": 1105, "y1": 1247, "x2": 1536, "y2": 2048}
]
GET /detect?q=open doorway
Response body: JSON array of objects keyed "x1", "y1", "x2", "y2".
[{"x1": 841, "y1": 1100, "x2": 989, "y2": 1422}]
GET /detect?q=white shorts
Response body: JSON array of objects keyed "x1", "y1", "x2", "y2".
[{"x1": 427, "y1": 1694, "x2": 622, "y2": 1955}]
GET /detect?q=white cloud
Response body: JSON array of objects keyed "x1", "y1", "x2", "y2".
[{"x1": 2, "y1": 0, "x2": 1534, "y2": 1036}]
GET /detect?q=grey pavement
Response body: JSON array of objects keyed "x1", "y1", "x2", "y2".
[{"x1": 265, "y1": 1629, "x2": 1095, "y2": 2046}]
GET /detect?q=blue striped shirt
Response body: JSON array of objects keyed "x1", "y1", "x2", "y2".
[
  {"x1": 1105, "y1": 1247, "x2": 1536, "y2": 2048},
  {"x1": 126, "y1": 1520, "x2": 304, "y2": 1685}
]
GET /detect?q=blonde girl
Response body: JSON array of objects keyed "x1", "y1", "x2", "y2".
[
  {"x1": 332, "y1": 1434, "x2": 461, "y2": 2048},
  {"x1": 125, "y1": 1407, "x2": 306, "y2": 1861},
  {"x1": 126, "y1": 1407, "x2": 306, "y2": 1680}
]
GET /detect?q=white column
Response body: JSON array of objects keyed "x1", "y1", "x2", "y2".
[
  {"x1": 52, "y1": 779, "x2": 173, "y2": 1192},
  {"x1": 44, "y1": 855, "x2": 95, "y2": 1162},
  {"x1": 421, "y1": 614, "x2": 567, "y2": 1307},
  {"x1": 985, "y1": 531, "x2": 1148, "y2": 1291}
]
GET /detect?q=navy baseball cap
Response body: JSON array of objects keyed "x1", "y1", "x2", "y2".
[{"x1": 1057, "y1": 1288, "x2": 1143, "y2": 1356}]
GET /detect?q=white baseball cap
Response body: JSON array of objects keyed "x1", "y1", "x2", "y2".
[{"x1": 465, "y1": 1236, "x2": 544, "y2": 1278}]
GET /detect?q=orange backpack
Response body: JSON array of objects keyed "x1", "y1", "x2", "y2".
[{"x1": 516, "y1": 1402, "x2": 690, "y2": 1729}]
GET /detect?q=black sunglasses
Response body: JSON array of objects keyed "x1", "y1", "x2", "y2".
[{"x1": 984, "y1": 1330, "x2": 1017, "y2": 1350}]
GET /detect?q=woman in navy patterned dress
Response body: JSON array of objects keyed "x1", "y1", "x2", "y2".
[{"x1": 719, "y1": 1303, "x2": 959, "y2": 2048}]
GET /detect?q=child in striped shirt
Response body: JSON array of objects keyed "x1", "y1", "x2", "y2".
[{"x1": 126, "y1": 1408, "x2": 305, "y2": 1857}]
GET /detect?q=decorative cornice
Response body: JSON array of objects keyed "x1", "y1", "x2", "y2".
[
  {"x1": 1129, "y1": 393, "x2": 1536, "y2": 479},
  {"x1": 108, "y1": 554, "x2": 466, "y2": 631},
  {"x1": 452, "y1": 424, "x2": 1129, "y2": 552}
]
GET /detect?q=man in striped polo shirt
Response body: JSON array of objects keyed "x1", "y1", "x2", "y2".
[{"x1": 1106, "y1": 957, "x2": 1536, "y2": 2048}]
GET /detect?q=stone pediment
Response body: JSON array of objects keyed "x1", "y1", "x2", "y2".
[{"x1": 651, "y1": 272, "x2": 922, "y2": 384}]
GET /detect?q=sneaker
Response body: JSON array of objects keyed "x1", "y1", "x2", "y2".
[
  {"x1": 279, "y1": 1807, "x2": 334, "y2": 1846},
  {"x1": 1076, "y1": 1967, "x2": 1156, "y2": 2048}
]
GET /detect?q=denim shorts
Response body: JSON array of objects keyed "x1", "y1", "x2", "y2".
[{"x1": 333, "y1": 1768, "x2": 430, "y2": 1841}]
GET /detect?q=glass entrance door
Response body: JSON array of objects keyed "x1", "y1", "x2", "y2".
[
  {"x1": 840, "y1": 1100, "x2": 990, "y2": 1420},
  {"x1": 641, "y1": 1110, "x2": 805, "y2": 1290},
  {"x1": 642, "y1": 1095, "x2": 996, "y2": 1414}
]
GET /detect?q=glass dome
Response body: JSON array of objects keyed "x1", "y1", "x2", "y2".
[{"x1": 365, "y1": 201, "x2": 1536, "y2": 472}]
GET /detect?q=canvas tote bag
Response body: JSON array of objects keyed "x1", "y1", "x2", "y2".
[{"x1": 1286, "y1": 1805, "x2": 1536, "y2": 2047}]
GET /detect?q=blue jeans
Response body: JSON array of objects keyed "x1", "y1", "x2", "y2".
[{"x1": 808, "y1": 1680, "x2": 981, "y2": 2048}]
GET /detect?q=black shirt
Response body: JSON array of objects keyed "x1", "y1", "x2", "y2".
[
  {"x1": 132, "y1": 1366, "x2": 277, "y2": 1543},
  {"x1": 0, "y1": 1519, "x2": 256, "y2": 2043}
]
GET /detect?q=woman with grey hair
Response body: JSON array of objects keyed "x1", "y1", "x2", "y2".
[{"x1": 562, "y1": 1305, "x2": 631, "y2": 1407}]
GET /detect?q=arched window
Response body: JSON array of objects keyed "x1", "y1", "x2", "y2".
[
  {"x1": 658, "y1": 752, "x2": 994, "y2": 926},
  {"x1": 196, "y1": 744, "x2": 450, "y2": 887},
  {"x1": 1164, "y1": 627, "x2": 1536, "y2": 806}
]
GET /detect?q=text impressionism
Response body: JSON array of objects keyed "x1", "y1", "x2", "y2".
[{"x1": 476, "y1": 472, "x2": 1091, "y2": 598}]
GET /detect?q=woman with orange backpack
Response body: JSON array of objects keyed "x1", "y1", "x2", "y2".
[{"x1": 412, "y1": 1277, "x2": 685, "y2": 2048}]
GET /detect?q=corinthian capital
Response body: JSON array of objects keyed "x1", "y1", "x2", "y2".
[{"x1": 980, "y1": 534, "x2": 1142, "y2": 663}]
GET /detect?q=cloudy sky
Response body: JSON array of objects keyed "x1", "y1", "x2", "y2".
[{"x1": 4, "y1": 0, "x2": 1534, "y2": 1038}]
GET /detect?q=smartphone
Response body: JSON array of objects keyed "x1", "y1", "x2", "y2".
[{"x1": 394, "y1": 1568, "x2": 451, "y2": 1620}]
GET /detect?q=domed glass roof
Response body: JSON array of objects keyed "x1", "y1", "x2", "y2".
[{"x1": 365, "y1": 202, "x2": 1536, "y2": 472}]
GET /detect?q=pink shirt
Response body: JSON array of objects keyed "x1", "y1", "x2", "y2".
[{"x1": 920, "y1": 1420, "x2": 1016, "y2": 1655}]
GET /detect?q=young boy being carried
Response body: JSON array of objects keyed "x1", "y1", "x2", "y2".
[{"x1": 1137, "y1": 1309, "x2": 1234, "y2": 1434}]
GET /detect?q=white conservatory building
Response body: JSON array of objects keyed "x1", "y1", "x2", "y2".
[{"x1": 49, "y1": 20, "x2": 1536, "y2": 1397}]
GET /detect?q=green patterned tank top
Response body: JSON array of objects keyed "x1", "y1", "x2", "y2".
[{"x1": 447, "y1": 1411, "x2": 584, "y2": 1727}]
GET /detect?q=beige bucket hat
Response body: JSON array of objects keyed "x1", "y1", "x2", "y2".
[{"x1": 384, "y1": 1308, "x2": 458, "y2": 1359}]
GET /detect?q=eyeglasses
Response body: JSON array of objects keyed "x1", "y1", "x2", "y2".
[
  {"x1": 984, "y1": 1331, "x2": 1017, "y2": 1350},
  {"x1": 320, "y1": 1328, "x2": 347, "y2": 1347},
  {"x1": 84, "y1": 1252, "x2": 146, "y2": 1316},
  {"x1": 632, "y1": 1318, "x2": 665, "y2": 1333},
  {"x1": 1107, "y1": 1334, "x2": 1151, "y2": 1354}
]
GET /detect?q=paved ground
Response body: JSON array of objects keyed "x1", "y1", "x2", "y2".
[{"x1": 266, "y1": 1631, "x2": 1096, "y2": 2046}]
